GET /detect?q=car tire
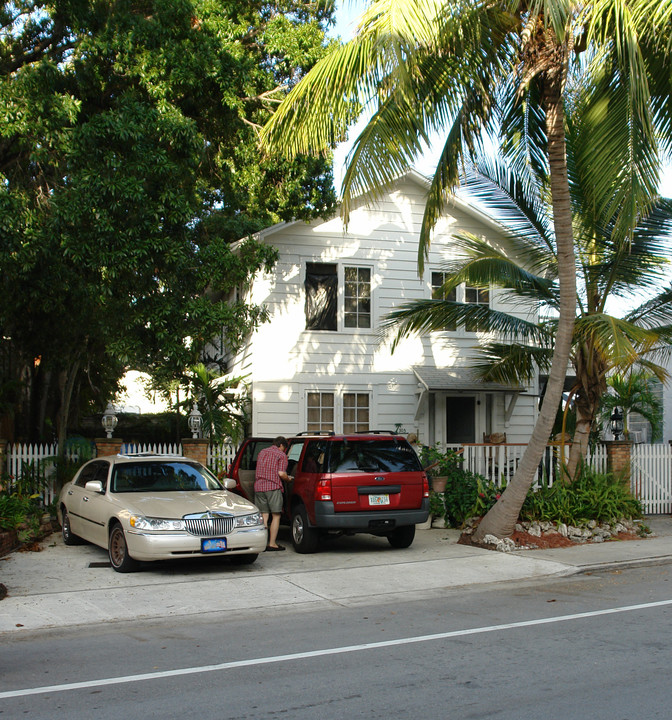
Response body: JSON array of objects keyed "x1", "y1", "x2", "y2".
[
  {"x1": 228, "y1": 553, "x2": 258, "y2": 566},
  {"x1": 61, "y1": 509, "x2": 84, "y2": 546},
  {"x1": 387, "y1": 524, "x2": 416, "y2": 549},
  {"x1": 108, "y1": 523, "x2": 139, "y2": 573},
  {"x1": 291, "y1": 504, "x2": 319, "y2": 554}
]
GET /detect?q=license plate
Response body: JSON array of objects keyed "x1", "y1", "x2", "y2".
[
  {"x1": 202, "y1": 537, "x2": 227, "y2": 553},
  {"x1": 369, "y1": 494, "x2": 390, "y2": 506}
]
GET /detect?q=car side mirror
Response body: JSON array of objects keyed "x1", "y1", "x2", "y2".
[
  {"x1": 85, "y1": 480, "x2": 104, "y2": 494},
  {"x1": 223, "y1": 478, "x2": 237, "y2": 490}
]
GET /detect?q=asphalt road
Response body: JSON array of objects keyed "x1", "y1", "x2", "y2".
[{"x1": 2, "y1": 563, "x2": 672, "y2": 719}]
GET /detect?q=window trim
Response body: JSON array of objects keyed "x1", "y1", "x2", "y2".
[
  {"x1": 303, "y1": 260, "x2": 375, "y2": 334},
  {"x1": 304, "y1": 387, "x2": 374, "y2": 433}
]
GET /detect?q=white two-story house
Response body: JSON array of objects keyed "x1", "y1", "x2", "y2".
[{"x1": 227, "y1": 171, "x2": 539, "y2": 446}]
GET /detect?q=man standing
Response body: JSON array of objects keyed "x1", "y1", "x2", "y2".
[{"x1": 254, "y1": 436, "x2": 292, "y2": 551}]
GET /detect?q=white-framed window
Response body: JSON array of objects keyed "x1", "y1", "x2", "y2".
[
  {"x1": 306, "y1": 390, "x2": 371, "y2": 433},
  {"x1": 305, "y1": 262, "x2": 372, "y2": 331},
  {"x1": 431, "y1": 271, "x2": 457, "y2": 331},
  {"x1": 464, "y1": 285, "x2": 489, "y2": 332},
  {"x1": 430, "y1": 272, "x2": 490, "y2": 333},
  {"x1": 343, "y1": 392, "x2": 370, "y2": 433},
  {"x1": 307, "y1": 391, "x2": 335, "y2": 432}
]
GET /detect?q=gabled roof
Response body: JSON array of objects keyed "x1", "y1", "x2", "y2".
[{"x1": 249, "y1": 168, "x2": 509, "y2": 243}]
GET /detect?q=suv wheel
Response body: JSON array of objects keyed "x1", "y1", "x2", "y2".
[
  {"x1": 291, "y1": 504, "x2": 319, "y2": 554},
  {"x1": 387, "y1": 524, "x2": 416, "y2": 549}
]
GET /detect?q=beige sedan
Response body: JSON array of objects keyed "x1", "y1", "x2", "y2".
[{"x1": 57, "y1": 453, "x2": 267, "y2": 572}]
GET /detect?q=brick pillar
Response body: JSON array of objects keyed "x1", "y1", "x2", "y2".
[
  {"x1": 181, "y1": 438, "x2": 209, "y2": 467},
  {"x1": 605, "y1": 440, "x2": 632, "y2": 479},
  {"x1": 95, "y1": 438, "x2": 123, "y2": 458}
]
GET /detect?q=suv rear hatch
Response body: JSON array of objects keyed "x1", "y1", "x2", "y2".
[{"x1": 324, "y1": 438, "x2": 424, "y2": 511}]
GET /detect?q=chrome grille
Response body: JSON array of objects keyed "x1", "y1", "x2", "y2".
[{"x1": 183, "y1": 514, "x2": 235, "y2": 537}]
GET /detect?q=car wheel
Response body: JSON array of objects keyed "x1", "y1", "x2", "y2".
[
  {"x1": 291, "y1": 504, "x2": 319, "y2": 554},
  {"x1": 108, "y1": 523, "x2": 139, "y2": 573},
  {"x1": 229, "y1": 554, "x2": 258, "y2": 566},
  {"x1": 387, "y1": 524, "x2": 416, "y2": 549},
  {"x1": 61, "y1": 509, "x2": 84, "y2": 546}
]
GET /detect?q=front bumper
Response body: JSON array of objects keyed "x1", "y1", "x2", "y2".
[{"x1": 125, "y1": 526, "x2": 267, "y2": 561}]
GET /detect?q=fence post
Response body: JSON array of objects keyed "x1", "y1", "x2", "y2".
[
  {"x1": 0, "y1": 439, "x2": 6, "y2": 486},
  {"x1": 605, "y1": 440, "x2": 632, "y2": 480},
  {"x1": 95, "y1": 438, "x2": 124, "y2": 457},
  {"x1": 181, "y1": 438, "x2": 209, "y2": 468}
]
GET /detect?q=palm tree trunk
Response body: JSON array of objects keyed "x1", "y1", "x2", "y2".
[{"x1": 474, "y1": 67, "x2": 576, "y2": 542}]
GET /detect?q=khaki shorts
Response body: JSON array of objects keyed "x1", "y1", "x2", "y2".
[{"x1": 254, "y1": 489, "x2": 283, "y2": 513}]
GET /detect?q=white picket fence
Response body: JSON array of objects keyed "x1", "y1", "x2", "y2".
[
  {"x1": 5, "y1": 441, "x2": 237, "y2": 506},
  {"x1": 4, "y1": 440, "x2": 672, "y2": 514},
  {"x1": 631, "y1": 444, "x2": 672, "y2": 514}
]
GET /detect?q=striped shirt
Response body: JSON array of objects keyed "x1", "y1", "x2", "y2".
[{"x1": 254, "y1": 445, "x2": 288, "y2": 492}]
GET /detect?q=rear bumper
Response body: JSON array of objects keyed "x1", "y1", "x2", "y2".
[{"x1": 313, "y1": 499, "x2": 430, "y2": 530}]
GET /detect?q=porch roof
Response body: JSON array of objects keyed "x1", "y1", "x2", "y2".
[{"x1": 411, "y1": 366, "x2": 526, "y2": 394}]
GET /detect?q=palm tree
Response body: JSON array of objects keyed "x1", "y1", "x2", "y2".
[
  {"x1": 599, "y1": 370, "x2": 665, "y2": 442},
  {"x1": 384, "y1": 154, "x2": 672, "y2": 479},
  {"x1": 185, "y1": 364, "x2": 250, "y2": 445},
  {"x1": 261, "y1": 0, "x2": 671, "y2": 540}
]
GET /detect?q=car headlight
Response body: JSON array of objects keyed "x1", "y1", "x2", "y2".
[
  {"x1": 130, "y1": 516, "x2": 185, "y2": 531},
  {"x1": 234, "y1": 512, "x2": 264, "y2": 528}
]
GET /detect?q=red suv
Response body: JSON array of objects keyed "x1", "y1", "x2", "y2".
[{"x1": 226, "y1": 431, "x2": 430, "y2": 553}]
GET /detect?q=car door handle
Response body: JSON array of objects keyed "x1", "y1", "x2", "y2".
[
  {"x1": 83, "y1": 497, "x2": 90, "y2": 502},
  {"x1": 67, "y1": 490, "x2": 73, "y2": 495}
]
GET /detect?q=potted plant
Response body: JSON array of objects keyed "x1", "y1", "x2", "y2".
[{"x1": 421, "y1": 445, "x2": 463, "y2": 493}]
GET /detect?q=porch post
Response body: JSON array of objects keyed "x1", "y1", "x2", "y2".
[{"x1": 605, "y1": 440, "x2": 632, "y2": 480}]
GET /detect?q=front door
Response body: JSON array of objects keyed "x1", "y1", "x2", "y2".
[{"x1": 446, "y1": 397, "x2": 476, "y2": 444}]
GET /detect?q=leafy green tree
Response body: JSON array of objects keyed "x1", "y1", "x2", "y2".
[
  {"x1": 261, "y1": 0, "x2": 671, "y2": 540},
  {"x1": 0, "y1": 0, "x2": 337, "y2": 447}
]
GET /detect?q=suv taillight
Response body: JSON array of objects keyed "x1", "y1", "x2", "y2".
[
  {"x1": 315, "y1": 478, "x2": 332, "y2": 501},
  {"x1": 422, "y1": 474, "x2": 430, "y2": 498}
]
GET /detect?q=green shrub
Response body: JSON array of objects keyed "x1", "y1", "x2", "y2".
[
  {"x1": 431, "y1": 462, "x2": 498, "y2": 528},
  {"x1": 521, "y1": 468, "x2": 642, "y2": 525},
  {"x1": 0, "y1": 493, "x2": 42, "y2": 531}
]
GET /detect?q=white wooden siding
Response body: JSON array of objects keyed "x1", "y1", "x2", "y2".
[{"x1": 231, "y1": 174, "x2": 539, "y2": 440}]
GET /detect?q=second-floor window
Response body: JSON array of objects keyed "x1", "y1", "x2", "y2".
[
  {"x1": 305, "y1": 263, "x2": 371, "y2": 331},
  {"x1": 465, "y1": 285, "x2": 489, "y2": 332},
  {"x1": 430, "y1": 272, "x2": 490, "y2": 333}
]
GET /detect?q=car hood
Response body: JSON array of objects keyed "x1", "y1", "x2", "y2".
[{"x1": 114, "y1": 491, "x2": 257, "y2": 518}]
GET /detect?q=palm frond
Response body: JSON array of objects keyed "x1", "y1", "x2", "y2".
[
  {"x1": 470, "y1": 341, "x2": 554, "y2": 385},
  {"x1": 381, "y1": 298, "x2": 549, "y2": 351}
]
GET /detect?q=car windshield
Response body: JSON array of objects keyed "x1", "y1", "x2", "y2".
[
  {"x1": 327, "y1": 440, "x2": 422, "y2": 473},
  {"x1": 111, "y1": 461, "x2": 223, "y2": 493}
]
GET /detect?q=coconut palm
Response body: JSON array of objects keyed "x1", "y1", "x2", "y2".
[
  {"x1": 384, "y1": 151, "x2": 672, "y2": 479},
  {"x1": 261, "y1": 0, "x2": 671, "y2": 540}
]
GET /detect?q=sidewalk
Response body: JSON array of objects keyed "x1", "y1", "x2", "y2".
[{"x1": 2, "y1": 516, "x2": 672, "y2": 635}]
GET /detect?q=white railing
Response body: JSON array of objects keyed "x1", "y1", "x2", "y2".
[
  {"x1": 461, "y1": 442, "x2": 610, "y2": 488},
  {"x1": 5, "y1": 441, "x2": 238, "y2": 507}
]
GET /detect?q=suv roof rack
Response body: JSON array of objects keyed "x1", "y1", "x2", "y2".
[
  {"x1": 295, "y1": 431, "x2": 335, "y2": 436},
  {"x1": 352, "y1": 430, "x2": 397, "y2": 435}
]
